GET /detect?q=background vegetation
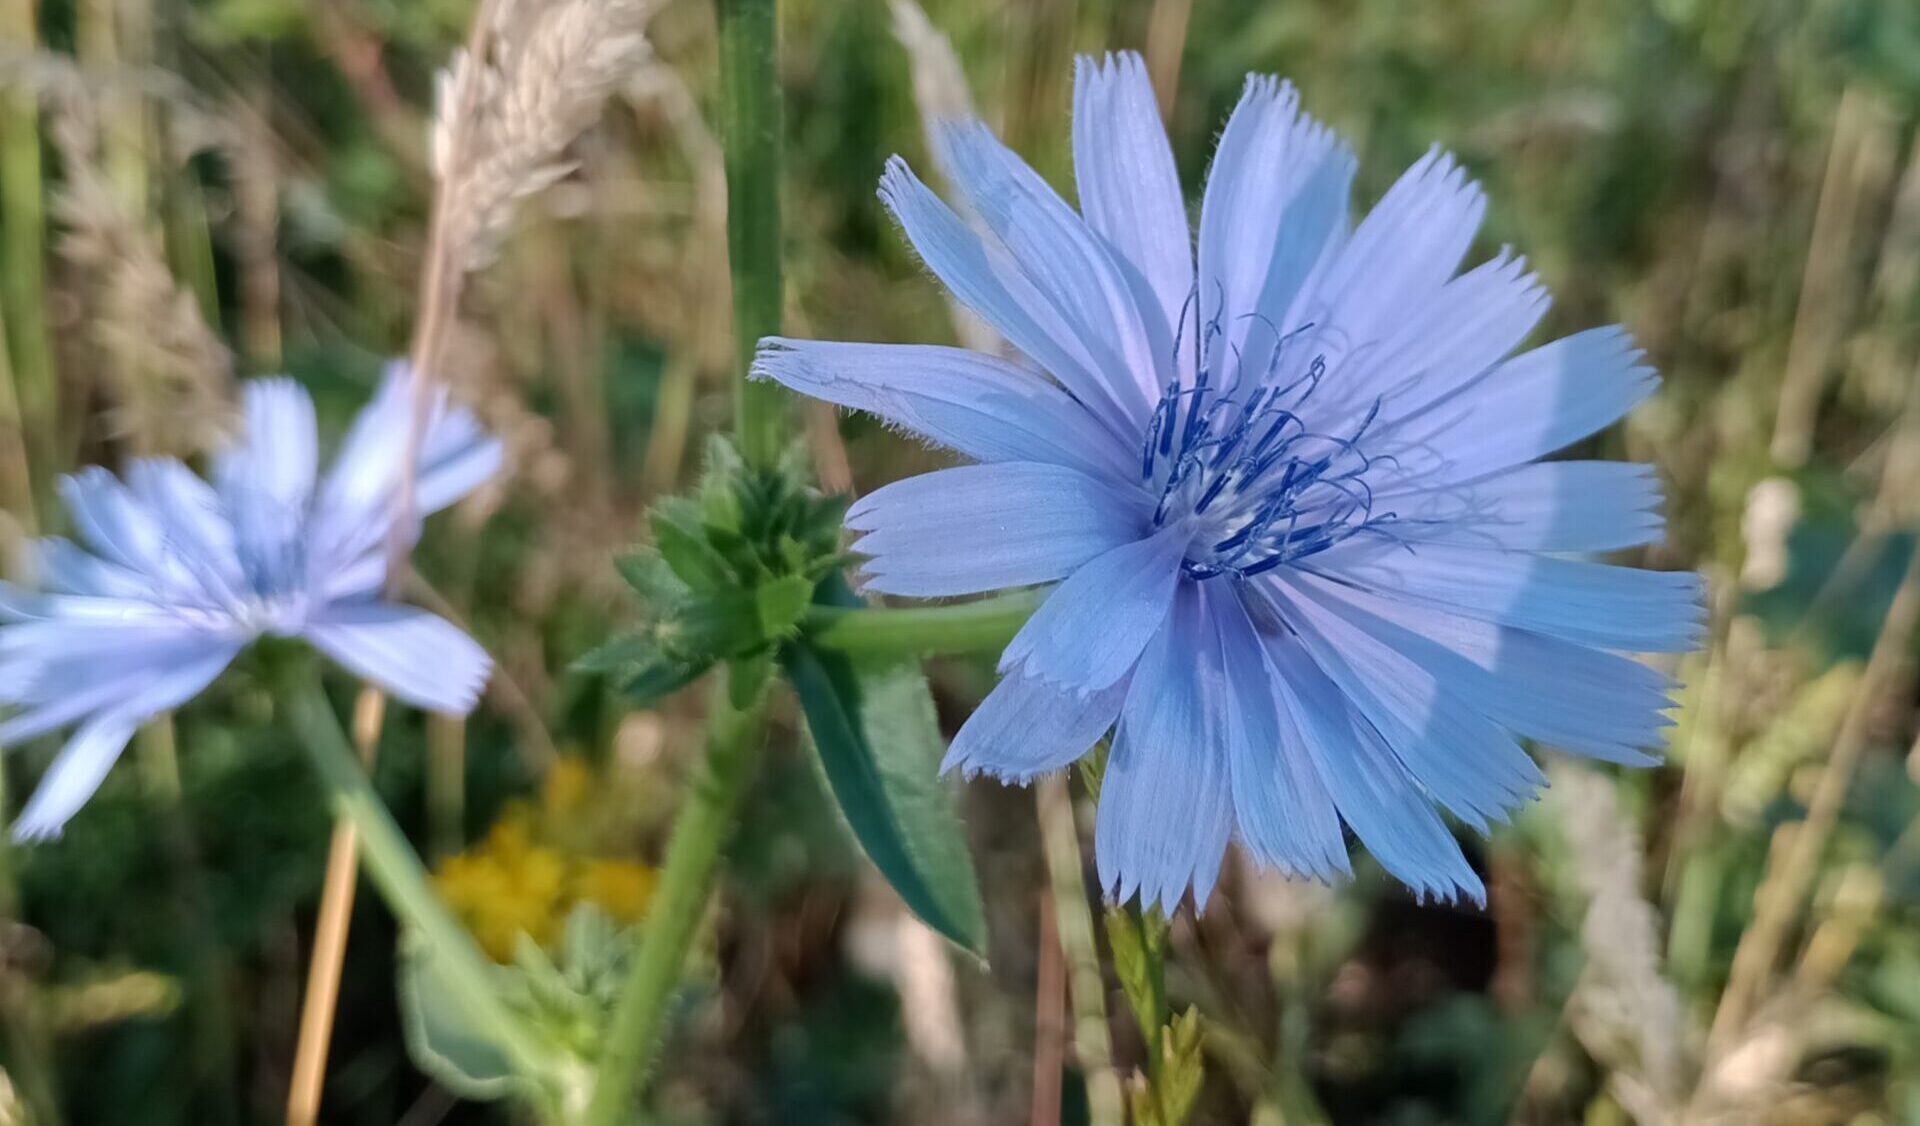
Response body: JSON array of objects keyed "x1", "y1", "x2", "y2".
[{"x1": 4, "y1": 0, "x2": 1920, "y2": 1122}]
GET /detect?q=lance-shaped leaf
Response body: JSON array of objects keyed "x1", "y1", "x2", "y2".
[{"x1": 781, "y1": 588, "x2": 986, "y2": 954}]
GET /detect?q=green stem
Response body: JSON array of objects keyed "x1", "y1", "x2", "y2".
[
  {"x1": 280, "y1": 663, "x2": 554, "y2": 1083},
  {"x1": 583, "y1": 668, "x2": 769, "y2": 1126},
  {"x1": 801, "y1": 589, "x2": 1041, "y2": 657},
  {"x1": 719, "y1": 0, "x2": 786, "y2": 468},
  {"x1": 0, "y1": 0, "x2": 53, "y2": 519},
  {"x1": 582, "y1": 4, "x2": 784, "y2": 1117}
]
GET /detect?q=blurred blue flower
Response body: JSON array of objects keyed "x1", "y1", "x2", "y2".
[
  {"x1": 756, "y1": 53, "x2": 1703, "y2": 910},
  {"x1": 1, "y1": 365, "x2": 502, "y2": 840}
]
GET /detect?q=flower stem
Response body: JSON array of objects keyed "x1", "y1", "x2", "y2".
[
  {"x1": 280, "y1": 663, "x2": 552, "y2": 1083},
  {"x1": 0, "y1": 0, "x2": 52, "y2": 522},
  {"x1": 801, "y1": 589, "x2": 1041, "y2": 657},
  {"x1": 583, "y1": 668, "x2": 769, "y2": 1126},
  {"x1": 583, "y1": 5, "x2": 784, "y2": 1117},
  {"x1": 718, "y1": 0, "x2": 786, "y2": 468}
]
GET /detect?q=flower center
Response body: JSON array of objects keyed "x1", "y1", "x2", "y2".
[{"x1": 1140, "y1": 327, "x2": 1396, "y2": 581}]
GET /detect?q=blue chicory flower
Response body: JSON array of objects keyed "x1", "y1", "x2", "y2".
[
  {"x1": 755, "y1": 54, "x2": 1703, "y2": 910},
  {"x1": 1, "y1": 365, "x2": 502, "y2": 840}
]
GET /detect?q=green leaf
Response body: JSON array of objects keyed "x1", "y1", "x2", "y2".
[
  {"x1": 1159, "y1": 1006, "x2": 1206, "y2": 1126},
  {"x1": 396, "y1": 932, "x2": 523, "y2": 1103},
  {"x1": 754, "y1": 573, "x2": 814, "y2": 641},
  {"x1": 617, "y1": 654, "x2": 710, "y2": 706},
  {"x1": 573, "y1": 633, "x2": 657, "y2": 675},
  {"x1": 576, "y1": 633, "x2": 709, "y2": 706},
  {"x1": 780, "y1": 639, "x2": 986, "y2": 956},
  {"x1": 650, "y1": 498, "x2": 731, "y2": 592},
  {"x1": 613, "y1": 549, "x2": 688, "y2": 605},
  {"x1": 1104, "y1": 908, "x2": 1161, "y2": 1047},
  {"x1": 697, "y1": 434, "x2": 748, "y2": 533}
]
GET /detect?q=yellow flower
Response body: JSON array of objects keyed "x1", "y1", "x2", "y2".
[
  {"x1": 541, "y1": 756, "x2": 595, "y2": 817},
  {"x1": 432, "y1": 764, "x2": 659, "y2": 961},
  {"x1": 574, "y1": 860, "x2": 657, "y2": 925},
  {"x1": 434, "y1": 813, "x2": 572, "y2": 960}
]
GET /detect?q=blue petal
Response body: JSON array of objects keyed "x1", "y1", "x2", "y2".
[
  {"x1": 10, "y1": 713, "x2": 140, "y2": 841},
  {"x1": 943, "y1": 670, "x2": 1127, "y2": 782},
  {"x1": 751, "y1": 339, "x2": 1134, "y2": 481},
  {"x1": 935, "y1": 121, "x2": 1162, "y2": 418},
  {"x1": 303, "y1": 603, "x2": 491, "y2": 715},
  {"x1": 1266, "y1": 575, "x2": 1546, "y2": 832},
  {"x1": 1376, "y1": 461, "x2": 1665, "y2": 553},
  {"x1": 1096, "y1": 582, "x2": 1232, "y2": 912},
  {"x1": 29, "y1": 538, "x2": 160, "y2": 600},
  {"x1": 215, "y1": 379, "x2": 318, "y2": 591},
  {"x1": 1072, "y1": 52, "x2": 1191, "y2": 377},
  {"x1": 1384, "y1": 327, "x2": 1657, "y2": 484},
  {"x1": 125, "y1": 458, "x2": 246, "y2": 600},
  {"x1": 878, "y1": 157, "x2": 1142, "y2": 439},
  {"x1": 1313, "y1": 148, "x2": 1485, "y2": 354},
  {"x1": 999, "y1": 524, "x2": 1189, "y2": 694},
  {"x1": 229, "y1": 378, "x2": 318, "y2": 508},
  {"x1": 1262, "y1": 631, "x2": 1485, "y2": 905},
  {"x1": 1, "y1": 644, "x2": 195, "y2": 739},
  {"x1": 1195, "y1": 75, "x2": 1353, "y2": 383},
  {"x1": 9, "y1": 639, "x2": 241, "y2": 841},
  {"x1": 57, "y1": 469, "x2": 198, "y2": 595},
  {"x1": 1211, "y1": 586, "x2": 1348, "y2": 882},
  {"x1": 1311, "y1": 539, "x2": 1705, "y2": 653},
  {"x1": 1321, "y1": 251, "x2": 1548, "y2": 430},
  {"x1": 847, "y1": 462, "x2": 1149, "y2": 596},
  {"x1": 1285, "y1": 573, "x2": 1675, "y2": 764},
  {"x1": 311, "y1": 362, "x2": 504, "y2": 597}
]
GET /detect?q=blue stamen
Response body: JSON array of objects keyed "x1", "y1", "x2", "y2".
[{"x1": 1138, "y1": 325, "x2": 1396, "y2": 582}]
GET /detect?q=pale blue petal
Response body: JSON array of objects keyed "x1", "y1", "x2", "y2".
[
  {"x1": 1072, "y1": 52, "x2": 1191, "y2": 376},
  {"x1": 751, "y1": 339, "x2": 1135, "y2": 481},
  {"x1": 216, "y1": 378, "x2": 318, "y2": 592},
  {"x1": 879, "y1": 158, "x2": 1143, "y2": 439},
  {"x1": 29, "y1": 538, "x2": 160, "y2": 599},
  {"x1": 936, "y1": 121, "x2": 1160, "y2": 418},
  {"x1": 310, "y1": 362, "x2": 505, "y2": 594},
  {"x1": 10, "y1": 713, "x2": 139, "y2": 841},
  {"x1": 9, "y1": 640, "x2": 241, "y2": 840},
  {"x1": 57, "y1": 469, "x2": 194, "y2": 593},
  {"x1": 0, "y1": 591, "x2": 189, "y2": 628},
  {"x1": 1287, "y1": 574, "x2": 1674, "y2": 764},
  {"x1": 1096, "y1": 583, "x2": 1232, "y2": 912},
  {"x1": 1385, "y1": 327, "x2": 1657, "y2": 484},
  {"x1": 0, "y1": 635, "x2": 240, "y2": 741},
  {"x1": 1266, "y1": 575, "x2": 1545, "y2": 832},
  {"x1": 1313, "y1": 147, "x2": 1485, "y2": 352},
  {"x1": 942, "y1": 670, "x2": 1127, "y2": 782},
  {"x1": 232, "y1": 378, "x2": 319, "y2": 506},
  {"x1": 125, "y1": 458, "x2": 246, "y2": 599},
  {"x1": 1376, "y1": 461, "x2": 1664, "y2": 553},
  {"x1": 1212, "y1": 586, "x2": 1348, "y2": 882},
  {"x1": 415, "y1": 408, "x2": 505, "y2": 517},
  {"x1": 1321, "y1": 251, "x2": 1549, "y2": 430},
  {"x1": 1195, "y1": 76, "x2": 1353, "y2": 382},
  {"x1": 316, "y1": 363, "x2": 409, "y2": 521},
  {"x1": 1262, "y1": 632, "x2": 1485, "y2": 905},
  {"x1": 847, "y1": 463, "x2": 1150, "y2": 596},
  {"x1": 303, "y1": 603, "x2": 491, "y2": 715},
  {"x1": 1308, "y1": 539, "x2": 1705, "y2": 652},
  {"x1": 999, "y1": 524, "x2": 1189, "y2": 694}
]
